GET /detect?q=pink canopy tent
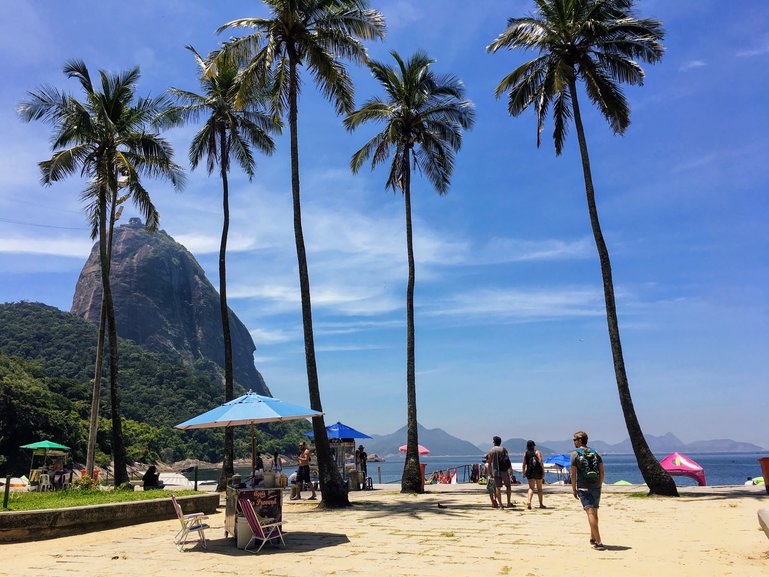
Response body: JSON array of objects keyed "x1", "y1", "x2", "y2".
[{"x1": 659, "y1": 452, "x2": 706, "y2": 486}]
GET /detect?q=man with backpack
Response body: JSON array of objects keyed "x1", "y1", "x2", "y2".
[
  {"x1": 487, "y1": 435, "x2": 514, "y2": 508},
  {"x1": 571, "y1": 430, "x2": 605, "y2": 550}
]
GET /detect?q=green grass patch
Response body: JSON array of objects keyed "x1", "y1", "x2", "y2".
[
  {"x1": 626, "y1": 492, "x2": 651, "y2": 498},
  {"x1": 2, "y1": 488, "x2": 199, "y2": 512}
]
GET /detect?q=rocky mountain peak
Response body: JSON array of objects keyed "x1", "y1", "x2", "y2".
[{"x1": 70, "y1": 220, "x2": 269, "y2": 395}]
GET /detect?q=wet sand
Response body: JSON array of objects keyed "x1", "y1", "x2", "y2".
[{"x1": 2, "y1": 484, "x2": 767, "y2": 577}]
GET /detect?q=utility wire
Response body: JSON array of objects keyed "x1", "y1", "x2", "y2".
[{"x1": 0, "y1": 217, "x2": 88, "y2": 230}]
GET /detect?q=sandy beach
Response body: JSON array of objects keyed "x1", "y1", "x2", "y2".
[{"x1": 3, "y1": 484, "x2": 768, "y2": 577}]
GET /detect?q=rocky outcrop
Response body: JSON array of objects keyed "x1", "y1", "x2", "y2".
[{"x1": 71, "y1": 218, "x2": 269, "y2": 395}]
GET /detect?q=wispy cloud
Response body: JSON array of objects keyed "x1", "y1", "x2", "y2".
[
  {"x1": 315, "y1": 343, "x2": 389, "y2": 352},
  {"x1": 737, "y1": 36, "x2": 769, "y2": 57},
  {"x1": 249, "y1": 327, "x2": 298, "y2": 345},
  {"x1": 679, "y1": 60, "x2": 706, "y2": 71},
  {"x1": 670, "y1": 152, "x2": 719, "y2": 174},
  {"x1": 473, "y1": 237, "x2": 593, "y2": 264},
  {"x1": 426, "y1": 287, "x2": 605, "y2": 320},
  {"x1": 0, "y1": 235, "x2": 91, "y2": 257}
]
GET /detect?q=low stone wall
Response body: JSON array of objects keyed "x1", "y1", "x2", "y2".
[{"x1": 0, "y1": 492, "x2": 220, "y2": 543}]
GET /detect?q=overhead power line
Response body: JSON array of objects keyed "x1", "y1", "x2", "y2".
[{"x1": 0, "y1": 217, "x2": 87, "y2": 230}]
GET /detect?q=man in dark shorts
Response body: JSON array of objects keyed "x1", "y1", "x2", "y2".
[
  {"x1": 487, "y1": 435, "x2": 513, "y2": 508},
  {"x1": 570, "y1": 430, "x2": 605, "y2": 550},
  {"x1": 296, "y1": 441, "x2": 317, "y2": 500}
]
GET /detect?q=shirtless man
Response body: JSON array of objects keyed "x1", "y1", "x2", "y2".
[{"x1": 296, "y1": 441, "x2": 317, "y2": 500}]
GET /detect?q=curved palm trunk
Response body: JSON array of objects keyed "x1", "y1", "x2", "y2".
[
  {"x1": 569, "y1": 79, "x2": 677, "y2": 497},
  {"x1": 401, "y1": 152, "x2": 422, "y2": 493},
  {"x1": 102, "y1": 184, "x2": 128, "y2": 486},
  {"x1": 217, "y1": 127, "x2": 236, "y2": 493},
  {"x1": 288, "y1": 57, "x2": 348, "y2": 507}
]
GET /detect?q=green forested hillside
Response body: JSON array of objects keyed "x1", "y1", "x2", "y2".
[{"x1": 0, "y1": 302, "x2": 308, "y2": 475}]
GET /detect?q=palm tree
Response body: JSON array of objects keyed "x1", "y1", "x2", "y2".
[
  {"x1": 18, "y1": 60, "x2": 185, "y2": 486},
  {"x1": 487, "y1": 0, "x2": 677, "y2": 496},
  {"x1": 215, "y1": 0, "x2": 385, "y2": 507},
  {"x1": 344, "y1": 51, "x2": 475, "y2": 492},
  {"x1": 163, "y1": 46, "x2": 277, "y2": 491}
]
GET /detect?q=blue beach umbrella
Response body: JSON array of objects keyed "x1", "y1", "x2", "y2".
[
  {"x1": 175, "y1": 391, "x2": 322, "y2": 471},
  {"x1": 175, "y1": 391, "x2": 322, "y2": 429},
  {"x1": 545, "y1": 454, "x2": 571, "y2": 468},
  {"x1": 305, "y1": 421, "x2": 371, "y2": 439}
]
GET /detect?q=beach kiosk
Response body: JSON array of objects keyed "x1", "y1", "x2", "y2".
[
  {"x1": 225, "y1": 483, "x2": 284, "y2": 548},
  {"x1": 306, "y1": 421, "x2": 371, "y2": 490},
  {"x1": 175, "y1": 392, "x2": 321, "y2": 548}
]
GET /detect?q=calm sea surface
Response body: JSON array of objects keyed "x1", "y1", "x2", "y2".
[{"x1": 188, "y1": 452, "x2": 766, "y2": 487}]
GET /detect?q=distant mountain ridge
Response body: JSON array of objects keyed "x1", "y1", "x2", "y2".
[
  {"x1": 366, "y1": 426, "x2": 765, "y2": 457},
  {"x1": 364, "y1": 424, "x2": 481, "y2": 457},
  {"x1": 539, "y1": 432, "x2": 765, "y2": 454}
]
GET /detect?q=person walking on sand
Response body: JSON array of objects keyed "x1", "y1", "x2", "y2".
[
  {"x1": 523, "y1": 439, "x2": 545, "y2": 509},
  {"x1": 487, "y1": 435, "x2": 514, "y2": 508},
  {"x1": 571, "y1": 431, "x2": 605, "y2": 550},
  {"x1": 297, "y1": 441, "x2": 317, "y2": 500}
]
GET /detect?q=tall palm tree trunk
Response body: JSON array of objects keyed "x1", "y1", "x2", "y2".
[
  {"x1": 569, "y1": 78, "x2": 677, "y2": 496},
  {"x1": 217, "y1": 127, "x2": 236, "y2": 492},
  {"x1": 99, "y1": 187, "x2": 128, "y2": 486},
  {"x1": 85, "y1": 296, "x2": 106, "y2": 477},
  {"x1": 288, "y1": 57, "x2": 348, "y2": 507},
  {"x1": 401, "y1": 152, "x2": 422, "y2": 493}
]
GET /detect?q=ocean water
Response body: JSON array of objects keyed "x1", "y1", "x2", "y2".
[
  {"x1": 187, "y1": 452, "x2": 767, "y2": 487},
  {"x1": 367, "y1": 453, "x2": 767, "y2": 486}
]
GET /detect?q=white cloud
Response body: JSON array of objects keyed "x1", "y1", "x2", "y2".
[
  {"x1": 679, "y1": 60, "x2": 706, "y2": 71},
  {"x1": 736, "y1": 36, "x2": 769, "y2": 57},
  {"x1": 0, "y1": 235, "x2": 91, "y2": 258},
  {"x1": 427, "y1": 287, "x2": 605, "y2": 320},
  {"x1": 473, "y1": 237, "x2": 593, "y2": 264},
  {"x1": 249, "y1": 327, "x2": 298, "y2": 345}
]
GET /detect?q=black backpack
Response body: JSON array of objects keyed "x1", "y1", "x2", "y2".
[
  {"x1": 526, "y1": 451, "x2": 542, "y2": 476},
  {"x1": 498, "y1": 450, "x2": 511, "y2": 472}
]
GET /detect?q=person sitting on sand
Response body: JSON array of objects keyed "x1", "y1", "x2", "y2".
[{"x1": 142, "y1": 466, "x2": 165, "y2": 490}]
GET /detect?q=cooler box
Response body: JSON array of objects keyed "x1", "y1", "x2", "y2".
[{"x1": 236, "y1": 515, "x2": 253, "y2": 549}]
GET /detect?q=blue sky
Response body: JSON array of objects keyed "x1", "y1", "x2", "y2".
[{"x1": 1, "y1": 1, "x2": 767, "y2": 450}]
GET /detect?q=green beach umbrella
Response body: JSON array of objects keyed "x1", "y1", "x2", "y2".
[
  {"x1": 20, "y1": 440, "x2": 70, "y2": 451},
  {"x1": 613, "y1": 480, "x2": 633, "y2": 485}
]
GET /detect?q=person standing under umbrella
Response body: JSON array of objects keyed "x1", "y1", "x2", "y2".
[{"x1": 356, "y1": 445, "x2": 368, "y2": 481}]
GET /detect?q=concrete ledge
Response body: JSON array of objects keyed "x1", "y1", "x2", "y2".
[{"x1": 0, "y1": 493, "x2": 220, "y2": 543}]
